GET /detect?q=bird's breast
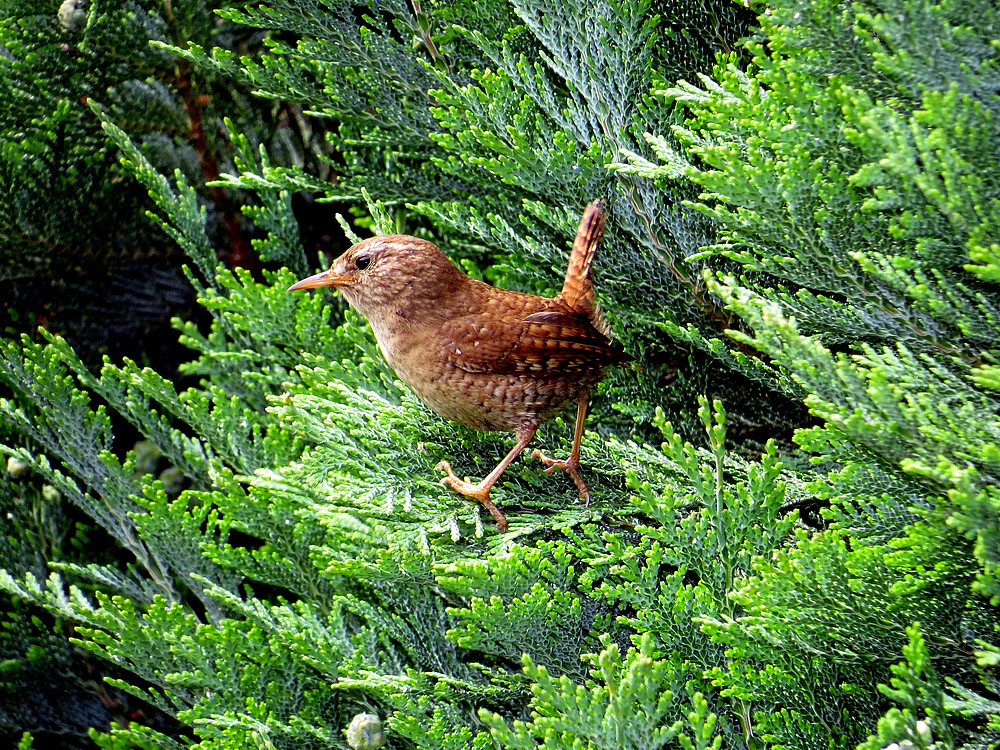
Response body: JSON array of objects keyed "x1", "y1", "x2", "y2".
[{"x1": 369, "y1": 315, "x2": 593, "y2": 432}]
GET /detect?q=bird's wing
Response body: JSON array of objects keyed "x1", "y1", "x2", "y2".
[{"x1": 440, "y1": 305, "x2": 629, "y2": 375}]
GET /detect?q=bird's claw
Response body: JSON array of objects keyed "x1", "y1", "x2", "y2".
[
  {"x1": 436, "y1": 460, "x2": 478, "y2": 494},
  {"x1": 530, "y1": 449, "x2": 591, "y2": 506},
  {"x1": 435, "y1": 460, "x2": 509, "y2": 531},
  {"x1": 530, "y1": 449, "x2": 565, "y2": 475}
]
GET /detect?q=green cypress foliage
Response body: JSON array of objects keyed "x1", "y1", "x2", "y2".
[
  {"x1": 1, "y1": 0, "x2": 998, "y2": 747},
  {"x1": 0, "y1": 0, "x2": 322, "y2": 362},
  {"x1": 617, "y1": 0, "x2": 1000, "y2": 746}
]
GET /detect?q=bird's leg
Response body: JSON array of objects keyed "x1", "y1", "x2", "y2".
[
  {"x1": 531, "y1": 392, "x2": 592, "y2": 505},
  {"x1": 436, "y1": 420, "x2": 538, "y2": 532}
]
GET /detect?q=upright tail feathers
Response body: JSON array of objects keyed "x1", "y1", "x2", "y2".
[{"x1": 559, "y1": 199, "x2": 606, "y2": 318}]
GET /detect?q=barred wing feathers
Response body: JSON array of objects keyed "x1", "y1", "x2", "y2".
[{"x1": 440, "y1": 306, "x2": 629, "y2": 375}]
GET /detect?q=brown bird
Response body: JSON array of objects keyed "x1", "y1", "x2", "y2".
[{"x1": 288, "y1": 200, "x2": 629, "y2": 531}]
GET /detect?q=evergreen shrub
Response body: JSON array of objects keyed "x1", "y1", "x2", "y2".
[{"x1": 1, "y1": 0, "x2": 997, "y2": 747}]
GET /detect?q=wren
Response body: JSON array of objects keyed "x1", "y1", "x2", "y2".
[{"x1": 288, "y1": 200, "x2": 629, "y2": 531}]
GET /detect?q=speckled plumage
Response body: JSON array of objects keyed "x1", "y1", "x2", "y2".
[{"x1": 289, "y1": 201, "x2": 629, "y2": 531}]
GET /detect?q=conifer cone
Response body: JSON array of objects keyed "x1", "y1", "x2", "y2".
[{"x1": 289, "y1": 201, "x2": 630, "y2": 530}]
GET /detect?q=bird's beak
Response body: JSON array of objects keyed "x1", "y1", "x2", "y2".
[{"x1": 287, "y1": 269, "x2": 351, "y2": 291}]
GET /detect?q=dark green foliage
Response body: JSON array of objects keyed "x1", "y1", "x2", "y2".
[
  {"x1": 0, "y1": 0, "x2": 332, "y2": 369},
  {"x1": 1, "y1": 0, "x2": 171, "y2": 271},
  {"x1": 618, "y1": 0, "x2": 1000, "y2": 746},
  {"x1": 2, "y1": 0, "x2": 999, "y2": 747},
  {"x1": 191, "y1": 0, "x2": 766, "y2": 441}
]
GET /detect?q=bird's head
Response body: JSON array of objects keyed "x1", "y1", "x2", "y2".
[{"x1": 288, "y1": 235, "x2": 466, "y2": 320}]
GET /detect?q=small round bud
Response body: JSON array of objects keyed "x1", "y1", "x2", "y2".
[
  {"x1": 57, "y1": 0, "x2": 86, "y2": 30},
  {"x1": 158, "y1": 466, "x2": 185, "y2": 496},
  {"x1": 133, "y1": 440, "x2": 162, "y2": 475},
  {"x1": 41, "y1": 485, "x2": 61, "y2": 503},
  {"x1": 346, "y1": 713, "x2": 386, "y2": 749},
  {"x1": 914, "y1": 721, "x2": 932, "y2": 745},
  {"x1": 6, "y1": 456, "x2": 30, "y2": 479}
]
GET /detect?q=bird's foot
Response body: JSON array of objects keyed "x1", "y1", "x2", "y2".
[
  {"x1": 530, "y1": 449, "x2": 591, "y2": 506},
  {"x1": 435, "y1": 461, "x2": 509, "y2": 532}
]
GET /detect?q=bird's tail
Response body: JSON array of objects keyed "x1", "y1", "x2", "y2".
[{"x1": 559, "y1": 200, "x2": 606, "y2": 315}]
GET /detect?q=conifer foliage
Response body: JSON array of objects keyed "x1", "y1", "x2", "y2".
[{"x1": 1, "y1": 0, "x2": 998, "y2": 748}]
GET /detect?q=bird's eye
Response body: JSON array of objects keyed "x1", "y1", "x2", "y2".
[{"x1": 354, "y1": 254, "x2": 372, "y2": 271}]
